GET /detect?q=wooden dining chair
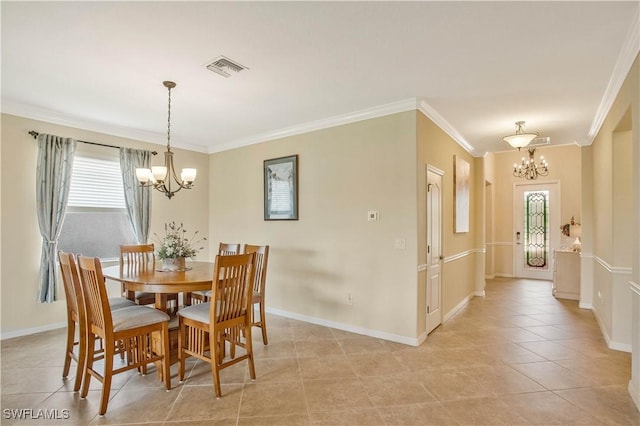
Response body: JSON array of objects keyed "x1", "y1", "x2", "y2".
[
  {"x1": 120, "y1": 244, "x2": 178, "y2": 314},
  {"x1": 243, "y1": 244, "x2": 270, "y2": 345},
  {"x1": 187, "y1": 242, "x2": 240, "y2": 305},
  {"x1": 177, "y1": 253, "x2": 256, "y2": 397},
  {"x1": 59, "y1": 251, "x2": 135, "y2": 392},
  {"x1": 77, "y1": 255, "x2": 171, "y2": 415}
]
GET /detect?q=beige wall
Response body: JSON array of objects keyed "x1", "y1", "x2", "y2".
[
  {"x1": 490, "y1": 144, "x2": 583, "y2": 277},
  {"x1": 416, "y1": 112, "x2": 480, "y2": 325},
  {"x1": 0, "y1": 113, "x2": 210, "y2": 337},
  {"x1": 210, "y1": 111, "x2": 421, "y2": 341}
]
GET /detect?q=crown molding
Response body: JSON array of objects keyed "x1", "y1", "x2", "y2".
[
  {"x1": 587, "y1": 5, "x2": 640, "y2": 143},
  {"x1": 2, "y1": 100, "x2": 209, "y2": 153},
  {"x1": 211, "y1": 98, "x2": 420, "y2": 154},
  {"x1": 417, "y1": 99, "x2": 479, "y2": 157}
]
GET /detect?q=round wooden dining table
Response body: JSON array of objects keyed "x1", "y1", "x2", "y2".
[{"x1": 102, "y1": 261, "x2": 214, "y2": 312}]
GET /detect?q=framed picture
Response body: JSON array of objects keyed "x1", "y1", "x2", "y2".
[
  {"x1": 264, "y1": 155, "x2": 298, "y2": 220},
  {"x1": 454, "y1": 155, "x2": 470, "y2": 233}
]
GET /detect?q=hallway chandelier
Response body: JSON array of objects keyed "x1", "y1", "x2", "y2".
[
  {"x1": 135, "y1": 81, "x2": 196, "y2": 199},
  {"x1": 513, "y1": 147, "x2": 549, "y2": 180},
  {"x1": 503, "y1": 121, "x2": 538, "y2": 149}
]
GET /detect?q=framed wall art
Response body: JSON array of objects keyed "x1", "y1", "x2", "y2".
[
  {"x1": 264, "y1": 154, "x2": 298, "y2": 220},
  {"x1": 454, "y1": 155, "x2": 470, "y2": 233}
]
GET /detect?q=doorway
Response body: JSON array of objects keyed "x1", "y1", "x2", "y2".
[
  {"x1": 514, "y1": 182, "x2": 560, "y2": 280},
  {"x1": 426, "y1": 166, "x2": 443, "y2": 334}
]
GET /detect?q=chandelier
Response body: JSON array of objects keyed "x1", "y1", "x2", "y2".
[
  {"x1": 513, "y1": 147, "x2": 549, "y2": 180},
  {"x1": 135, "y1": 81, "x2": 196, "y2": 199},
  {"x1": 503, "y1": 121, "x2": 538, "y2": 149}
]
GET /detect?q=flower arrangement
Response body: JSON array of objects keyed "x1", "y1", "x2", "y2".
[{"x1": 155, "y1": 222, "x2": 206, "y2": 260}]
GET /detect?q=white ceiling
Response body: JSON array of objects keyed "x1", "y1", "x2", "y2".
[{"x1": 2, "y1": 1, "x2": 639, "y2": 156}]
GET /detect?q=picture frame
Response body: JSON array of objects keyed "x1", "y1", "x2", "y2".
[
  {"x1": 264, "y1": 155, "x2": 298, "y2": 220},
  {"x1": 454, "y1": 155, "x2": 470, "y2": 233}
]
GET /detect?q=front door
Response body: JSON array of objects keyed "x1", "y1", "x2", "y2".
[
  {"x1": 514, "y1": 182, "x2": 560, "y2": 280},
  {"x1": 426, "y1": 168, "x2": 443, "y2": 334}
]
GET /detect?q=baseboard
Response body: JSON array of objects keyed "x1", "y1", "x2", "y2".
[
  {"x1": 579, "y1": 302, "x2": 593, "y2": 310},
  {"x1": 265, "y1": 307, "x2": 419, "y2": 347},
  {"x1": 592, "y1": 306, "x2": 632, "y2": 353},
  {"x1": 630, "y1": 380, "x2": 640, "y2": 412},
  {"x1": 443, "y1": 291, "x2": 474, "y2": 323},
  {"x1": 494, "y1": 273, "x2": 514, "y2": 278},
  {"x1": 1, "y1": 321, "x2": 66, "y2": 340},
  {"x1": 485, "y1": 274, "x2": 495, "y2": 279}
]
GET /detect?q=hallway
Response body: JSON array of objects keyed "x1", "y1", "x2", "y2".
[{"x1": 1, "y1": 278, "x2": 639, "y2": 425}]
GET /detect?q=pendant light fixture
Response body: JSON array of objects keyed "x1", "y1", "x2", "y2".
[
  {"x1": 136, "y1": 81, "x2": 196, "y2": 199},
  {"x1": 503, "y1": 121, "x2": 538, "y2": 150}
]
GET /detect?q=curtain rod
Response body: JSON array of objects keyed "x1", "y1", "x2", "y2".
[{"x1": 28, "y1": 131, "x2": 157, "y2": 155}]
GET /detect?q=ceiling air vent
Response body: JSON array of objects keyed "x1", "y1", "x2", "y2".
[
  {"x1": 206, "y1": 55, "x2": 248, "y2": 78},
  {"x1": 530, "y1": 136, "x2": 551, "y2": 146}
]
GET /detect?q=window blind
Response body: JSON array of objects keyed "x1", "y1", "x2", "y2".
[{"x1": 67, "y1": 156, "x2": 126, "y2": 209}]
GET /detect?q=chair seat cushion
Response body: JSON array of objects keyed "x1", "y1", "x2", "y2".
[
  {"x1": 111, "y1": 306, "x2": 170, "y2": 332},
  {"x1": 178, "y1": 302, "x2": 211, "y2": 323},
  {"x1": 108, "y1": 297, "x2": 137, "y2": 310}
]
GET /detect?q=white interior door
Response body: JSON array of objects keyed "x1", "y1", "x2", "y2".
[
  {"x1": 514, "y1": 182, "x2": 560, "y2": 280},
  {"x1": 426, "y1": 168, "x2": 443, "y2": 334}
]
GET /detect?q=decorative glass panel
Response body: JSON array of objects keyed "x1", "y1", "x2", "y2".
[{"x1": 524, "y1": 191, "x2": 548, "y2": 268}]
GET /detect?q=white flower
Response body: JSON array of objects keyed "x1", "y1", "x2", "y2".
[{"x1": 154, "y1": 222, "x2": 206, "y2": 259}]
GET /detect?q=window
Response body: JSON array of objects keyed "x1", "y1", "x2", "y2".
[
  {"x1": 523, "y1": 190, "x2": 549, "y2": 268},
  {"x1": 57, "y1": 155, "x2": 137, "y2": 259}
]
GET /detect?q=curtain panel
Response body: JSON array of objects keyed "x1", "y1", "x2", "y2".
[
  {"x1": 36, "y1": 134, "x2": 76, "y2": 303},
  {"x1": 119, "y1": 148, "x2": 151, "y2": 244}
]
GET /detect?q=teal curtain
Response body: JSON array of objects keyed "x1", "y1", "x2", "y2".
[
  {"x1": 36, "y1": 134, "x2": 76, "y2": 303},
  {"x1": 119, "y1": 148, "x2": 151, "y2": 244}
]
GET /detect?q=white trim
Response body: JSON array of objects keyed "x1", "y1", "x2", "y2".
[
  {"x1": 443, "y1": 291, "x2": 474, "y2": 323},
  {"x1": 485, "y1": 274, "x2": 496, "y2": 280},
  {"x1": 630, "y1": 381, "x2": 640, "y2": 413},
  {"x1": 265, "y1": 307, "x2": 419, "y2": 347},
  {"x1": 630, "y1": 281, "x2": 640, "y2": 296},
  {"x1": 0, "y1": 321, "x2": 66, "y2": 340},
  {"x1": 417, "y1": 331, "x2": 428, "y2": 346},
  {"x1": 427, "y1": 164, "x2": 445, "y2": 177},
  {"x1": 495, "y1": 273, "x2": 515, "y2": 278},
  {"x1": 213, "y1": 98, "x2": 420, "y2": 153},
  {"x1": 443, "y1": 248, "x2": 484, "y2": 264},
  {"x1": 417, "y1": 100, "x2": 479, "y2": 156},
  {"x1": 579, "y1": 302, "x2": 593, "y2": 310},
  {"x1": 417, "y1": 264, "x2": 428, "y2": 272},
  {"x1": 593, "y1": 255, "x2": 632, "y2": 275},
  {"x1": 588, "y1": 4, "x2": 640, "y2": 143},
  {"x1": 592, "y1": 304, "x2": 632, "y2": 353},
  {"x1": 3, "y1": 101, "x2": 209, "y2": 153}
]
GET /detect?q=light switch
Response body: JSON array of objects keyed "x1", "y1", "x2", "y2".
[
  {"x1": 367, "y1": 210, "x2": 379, "y2": 221},
  {"x1": 394, "y1": 238, "x2": 406, "y2": 249}
]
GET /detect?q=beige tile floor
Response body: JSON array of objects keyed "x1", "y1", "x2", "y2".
[{"x1": 2, "y1": 278, "x2": 639, "y2": 425}]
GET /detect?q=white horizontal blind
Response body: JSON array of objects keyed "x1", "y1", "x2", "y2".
[{"x1": 67, "y1": 156, "x2": 126, "y2": 209}]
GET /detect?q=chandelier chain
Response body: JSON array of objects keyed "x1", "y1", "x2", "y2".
[
  {"x1": 166, "y1": 84, "x2": 172, "y2": 151},
  {"x1": 134, "y1": 80, "x2": 196, "y2": 199}
]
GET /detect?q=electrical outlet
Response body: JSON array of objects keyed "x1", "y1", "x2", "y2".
[
  {"x1": 394, "y1": 238, "x2": 406, "y2": 250},
  {"x1": 367, "y1": 210, "x2": 379, "y2": 221}
]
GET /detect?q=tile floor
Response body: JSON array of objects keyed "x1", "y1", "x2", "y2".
[{"x1": 2, "y1": 278, "x2": 639, "y2": 425}]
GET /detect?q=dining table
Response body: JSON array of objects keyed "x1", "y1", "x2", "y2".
[
  {"x1": 102, "y1": 261, "x2": 214, "y2": 312},
  {"x1": 103, "y1": 260, "x2": 215, "y2": 365}
]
